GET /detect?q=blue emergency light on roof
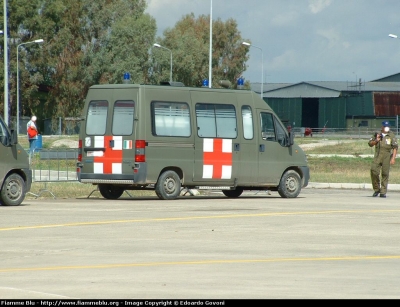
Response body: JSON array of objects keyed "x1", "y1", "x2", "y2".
[
  {"x1": 202, "y1": 79, "x2": 209, "y2": 87},
  {"x1": 237, "y1": 76, "x2": 244, "y2": 89},
  {"x1": 123, "y1": 72, "x2": 130, "y2": 84}
]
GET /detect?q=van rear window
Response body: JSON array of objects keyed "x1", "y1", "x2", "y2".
[
  {"x1": 112, "y1": 100, "x2": 135, "y2": 135},
  {"x1": 86, "y1": 100, "x2": 108, "y2": 135}
]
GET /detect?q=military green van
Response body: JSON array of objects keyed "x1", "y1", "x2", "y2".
[
  {"x1": 77, "y1": 82, "x2": 309, "y2": 200},
  {"x1": 0, "y1": 116, "x2": 32, "y2": 206}
]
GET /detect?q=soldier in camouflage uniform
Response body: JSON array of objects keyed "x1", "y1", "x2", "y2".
[{"x1": 368, "y1": 121, "x2": 398, "y2": 198}]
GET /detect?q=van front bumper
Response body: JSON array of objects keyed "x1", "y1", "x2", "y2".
[
  {"x1": 23, "y1": 168, "x2": 32, "y2": 192},
  {"x1": 301, "y1": 166, "x2": 310, "y2": 188}
]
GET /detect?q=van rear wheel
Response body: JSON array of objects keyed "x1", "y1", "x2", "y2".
[
  {"x1": 0, "y1": 173, "x2": 26, "y2": 206},
  {"x1": 155, "y1": 170, "x2": 181, "y2": 200},
  {"x1": 98, "y1": 184, "x2": 124, "y2": 199},
  {"x1": 222, "y1": 188, "x2": 243, "y2": 198},
  {"x1": 277, "y1": 170, "x2": 301, "y2": 198}
]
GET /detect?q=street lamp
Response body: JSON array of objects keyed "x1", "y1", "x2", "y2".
[
  {"x1": 242, "y1": 41, "x2": 264, "y2": 99},
  {"x1": 153, "y1": 43, "x2": 172, "y2": 83},
  {"x1": 17, "y1": 39, "x2": 44, "y2": 135},
  {"x1": 209, "y1": 0, "x2": 213, "y2": 88},
  {"x1": 4, "y1": 0, "x2": 9, "y2": 124}
]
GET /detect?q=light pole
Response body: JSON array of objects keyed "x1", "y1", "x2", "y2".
[
  {"x1": 209, "y1": 0, "x2": 212, "y2": 88},
  {"x1": 4, "y1": 0, "x2": 9, "y2": 124},
  {"x1": 242, "y1": 41, "x2": 264, "y2": 99},
  {"x1": 17, "y1": 39, "x2": 44, "y2": 135},
  {"x1": 153, "y1": 43, "x2": 172, "y2": 83},
  {"x1": 389, "y1": 34, "x2": 399, "y2": 135}
]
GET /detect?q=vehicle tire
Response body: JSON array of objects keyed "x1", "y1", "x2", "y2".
[
  {"x1": 0, "y1": 173, "x2": 26, "y2": 206},
  {"x1": 222, "y1": 188, "x2": 243, "y2": 198},
  {"x1": 98, "y1": 184, "x2": 124, "y2": 200},
  {"x1": 155, "y1": 170, "x2": 181, "y2": 200},
  {"x1": 277, "y1": 170, "x2": 302, "y2": 198}
]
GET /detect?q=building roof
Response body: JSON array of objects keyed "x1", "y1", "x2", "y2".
[
  {"x1": 370, "y1": 72, "x2": 400, "y2": 82},
  {"x1": 250, "y1": 79, "x2": 400, "y2": 98}
]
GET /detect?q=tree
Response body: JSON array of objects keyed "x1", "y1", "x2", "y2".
[
  {"x1": 153, "y1": 13, "x2": 250, "y2": 88},
  {"x1": 40, "y1": 0, "x2": 156, "y2": 128},
  {"x1": 81, "y1": 0, "x2": 156, "y2": 85},
  {"x1": 1, "y1": 0, "x2": 156, "y2": 133},
  {"x1": 0, "y1": 2, "x2": 250, "y2": 135},
  {"x1": 0, "y1": 0, "x2": 44, "y2": 124}
]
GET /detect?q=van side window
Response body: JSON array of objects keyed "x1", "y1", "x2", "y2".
[
  {"x1": 260, "y1": 112, "x2": 276, "y2": 141},
  {"x1": 242, "y1": 105, "x2": 253, "y2": 140},
  {"x1": 196, "y1": 103, "x2": 237, "y2": 138},
  {"x1": 151, "y1": 101, "x2": 191, "y2": 137},
  {"x1": 112, "y1": 100, "x2": 134, "y2": 135},
  {"x1": 86, "y1": 100, "x2": 108, "y2": 135}
]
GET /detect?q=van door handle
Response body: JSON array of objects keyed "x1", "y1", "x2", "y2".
[
  {"x1": 83, "y1": 147, "x2": 105, "y2": 152},
  {"x1": 259, "y1": 144, "x2": 265, "y2": 152},
  {"x1": 234, "y1": 143, "x2": 240, "y2": 151},
  {"x1": 109, "y1": 140, "x2": 114, "y2": 148}
]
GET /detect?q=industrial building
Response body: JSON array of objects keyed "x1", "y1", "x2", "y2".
[{"x1": 251, "y1": 72, "x2": 400, "y2": 131}]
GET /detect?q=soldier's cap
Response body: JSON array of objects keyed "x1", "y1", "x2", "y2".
[{"x1": 382, "y1": 121, "x2": 390, "y2": 127}]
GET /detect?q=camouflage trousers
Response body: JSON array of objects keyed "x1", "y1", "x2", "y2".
[{"x1": 370, "y1": 153, "x2": 391, "y2": 194}]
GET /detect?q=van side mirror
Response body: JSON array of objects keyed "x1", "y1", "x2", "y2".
[
  {"x1": 10, "y1": 129, "x2": 17, "y2": 145},
  {"x1": 288, "y1": 131, "x2": 294, "y2": 146}
]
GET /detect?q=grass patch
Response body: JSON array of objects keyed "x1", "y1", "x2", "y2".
[
  {"x1": 18, "y1": 134, "x2": 79, "y2": 150},
  {"x1": 303, "y1": 140, "x2": 375, "y2": 155},
  {"x1": 308, "y1": 156, "x2": 400, "y2": 184}
]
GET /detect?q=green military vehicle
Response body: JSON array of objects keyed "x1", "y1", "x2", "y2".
[
  {"x1": 77, "y1": 82, "x2": 309, "y2": 200},
  {"x1": 0, "y1": 116, "x2": 32, "y2": 206}
]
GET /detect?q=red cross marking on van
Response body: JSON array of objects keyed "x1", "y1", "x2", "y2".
[
  {"x1": 203, "y1": 138, "x2": 232, "y2": 179},
  {"x1": 93, "y1": 136, "x2": 123, "y2": 174}
]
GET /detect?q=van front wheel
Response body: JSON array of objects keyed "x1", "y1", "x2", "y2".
[
  {"x1": 0, "y1": 173, "x2": 26, "y2": 206},
  {"x1": 277, "y1": 170, "x2": 301, "y2": 198},
  {"x1": 155, "y1": 170, "x2": 181, "y2": 200},
  {"x1": 98, "y1": 184, "x2": 124, "y2": 199}
]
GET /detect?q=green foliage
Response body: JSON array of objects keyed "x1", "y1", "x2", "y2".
[
  {"x1": 0, "y1": 0, "x2": 154, "y2": 129},
  {"x1": 153, "y1": 13, "x2": 250, "y2": 87},
  {"x1": 1, "y1": 0, "x2": 252, "y2": 129}
]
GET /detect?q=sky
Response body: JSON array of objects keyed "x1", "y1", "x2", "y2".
[{"x1": 145, "y1": 0, "x2": 400, "y2": 85}]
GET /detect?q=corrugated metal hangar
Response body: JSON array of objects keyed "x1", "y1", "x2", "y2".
[{"x1": 251, "y1": 72, "x2": 400, "y2": 130}]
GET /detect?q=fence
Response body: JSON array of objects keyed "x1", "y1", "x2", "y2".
[
  {"x1": 28, "y1": 148, "x2": 78, "y2": 198},
  {"x1": 291, "y1": 127, "x2": 400, "y2": 138}
]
